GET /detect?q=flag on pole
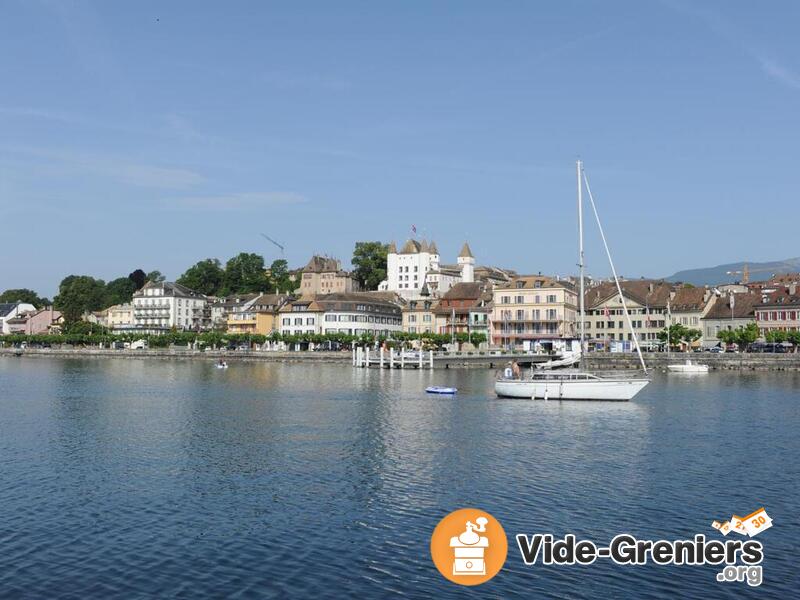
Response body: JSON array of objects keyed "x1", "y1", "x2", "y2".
[
  {"x1": 411, "y1": 224, "x2": 417, "y2": 234},
  {"x1": 604, "y1": 306, "x2": 610, "y2": 319},
  {"x1": 645, "y1": 305, "x2": 650, "y2": 327}
]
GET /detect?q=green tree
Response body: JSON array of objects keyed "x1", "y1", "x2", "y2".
[
  {"x1": 53, "y1": 275, "x2": 108, "y2": 324},
  {"x1": 657, "y1": 324, "x2": 688, "y2": 349},
  {"x1": 178, "y1": 258, "x2": 225, "y2": 296},
  {"x1": 765, "y1": 330, "x2": 788, "y2": 343},
  {"x1": 736, "y1": 323, "x2": 759, "y2": 349},
  {"x1": 787, "y1": 330, "x2": 800, "y2": 347},
  {"x1": 717, "y1": 322, "x2": 759, "y2": 350},
  {"x1": 128, "y1": 269, "x2": 147, "y2": 290},
  {"x1": 352, "y1": 241, "x2": 388, "y2": 290},
  {"x1": 105, "y1": 277, "x2": 137, "y2": 306},
  {"x1": 146, "y1": 270, "x2": 166, "y2": 283},
  {"x1": 681, "y1": 328, "x2": 702, "y2": 348},
  {"x1": 222, "y1": 253, "x2": 269, "y2": 294},
  {"x1": 0, "y1": 288, "x2": 48, "y2": 306},
  {"x1": 64, "y1": 321, "x2": 109, "y2": 335},
  {"x1": 269, "y1": 259, "x2": 291, "y2": 293}
]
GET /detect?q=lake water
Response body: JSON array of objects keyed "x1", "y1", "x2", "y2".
[{"x1": 0, "y1": 357, "x2": 797, "y2": 599}]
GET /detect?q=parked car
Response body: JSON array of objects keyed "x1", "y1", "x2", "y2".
[
  {"x1": 707, "y1": 346, "x2": 724, "y2": 353},
  {"x1": 130, "y1": 339, "x2": 148, "y2": 350}
]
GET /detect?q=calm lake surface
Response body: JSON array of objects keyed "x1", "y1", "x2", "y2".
[{"x1": 0, "y1": 357, "x2": 797, "y2": 599}]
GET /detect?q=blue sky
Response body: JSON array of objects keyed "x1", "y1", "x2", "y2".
[{"x1": 2, "y1": 0, "x2": 799, "y2": 296}]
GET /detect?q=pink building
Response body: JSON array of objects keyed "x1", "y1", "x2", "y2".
[{"x1": 24, "y1": 307, "x2": 62, "y2": 334}]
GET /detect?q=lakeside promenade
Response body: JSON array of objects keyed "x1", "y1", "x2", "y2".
[{"x1": 4, "y1": 347, "x2": 800, "y2": 370}]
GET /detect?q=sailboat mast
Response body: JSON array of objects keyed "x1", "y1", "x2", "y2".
[{"x1": 577, "y1": 160, "x2": 585, "y2": 354}]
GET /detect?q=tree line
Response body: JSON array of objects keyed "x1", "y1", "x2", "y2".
[
  {"x1": 1, "y1": 329, "x2": 487, "y2": 350},
  {"x1": 2, "y1": 242, "x2": 391, "y2": 327}
]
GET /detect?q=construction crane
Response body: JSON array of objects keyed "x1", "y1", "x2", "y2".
[
  {"x1": 726, "y1": 262, "x2": 787, "y2": 284},
  {"x1": 260, "y1": 233, "x2": 285, "y2": 256}
]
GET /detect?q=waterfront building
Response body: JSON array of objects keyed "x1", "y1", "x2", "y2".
[
  {"x1": 20, "y1": 307, "x2": 62, "y2": 335},
  {"x1": 279, "y1": 292, "x2": 403, "y2": 337},
  {"x1": 701, "y1": 292, "x2": 759, "y2": 347},
  {"x1": 583, "y1": 280, "x2": 671, "y2": 351},
  {"x1": 132, "y1": 281, "x2": 208, "y2": 334},
  {"x1": 491, "y1": 275, "x2": 578, "y2": 349},
  {"x1": 668, "y1": 286, "x2": 717, "y2": 349},
  {"x1": 402, "y1": 297, "x2": 437, "y2": 334},
  {"x1": 433, "y1": 282, "x2": 492, "y2": 341},
  {"x1": 106, "y1": 304, "x2": 134, "y2": 331},
  {"x1": 0, "y1": 302, "x2": 37, "y2": 334},
  {"x1": 226, "y1": 294, "x2": 292, "y2": 335},
  {"x1": 84, "y1": 309, "x2": 109, "y2": 328},
  {"x1": 298, "y1": 255, "x2": 359, "y2": 295},
  {"x1": 754, "y1": 284, "x2": 800, "y2": 335},
  {"x1": 210, "y1": 294, "x2": 259, "y2": 330}
]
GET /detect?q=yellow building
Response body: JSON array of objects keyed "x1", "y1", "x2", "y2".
[
  {"x1": 491, "y1": 275, "x2": 578, "y2": 349},
  {"x1": 402, "y1": 298, "x2": 437, "y2": 334},
  {"x1": 107, "y1": 303, "x2": 134, "y2": 330},
  {"x1": 226, "y1": 294, "x2": 292, "y2": 335}
]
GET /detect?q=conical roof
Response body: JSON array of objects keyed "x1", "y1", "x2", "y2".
[
  {"x1": 400, "y1": 239, "x2": 422, "y2": 254},
  {"x1": 428, "y1": 241, "x2": 439, "y2": 255},
  {"x1": 420, "y1": 239, "x2": 429, "y2": 252},
  {"x1": 458, "y1": 242, "x2": 474, "y2": 259},
  {"x1": 388, "y1": 241, "x2": 397, "y2": 253}
]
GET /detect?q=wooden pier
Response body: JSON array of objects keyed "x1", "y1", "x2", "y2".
[{"x1": 352, "y1": 347, "x2": 554, "y2": 369}]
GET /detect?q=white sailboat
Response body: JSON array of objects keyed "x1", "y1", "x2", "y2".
[{"x1": 495, "y1": 161, "x2": 650, "y2": 401}]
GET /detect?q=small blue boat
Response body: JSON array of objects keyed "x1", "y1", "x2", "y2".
[{"x1": 426, "y1": 386, "x2": 457, "y2": 395}]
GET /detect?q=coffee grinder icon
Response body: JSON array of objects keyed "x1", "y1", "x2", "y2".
[{"x1": 450, "y1": 516, "x2": 489, "y2": 576}]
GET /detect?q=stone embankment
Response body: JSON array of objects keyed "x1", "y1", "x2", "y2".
[
  {"x1": 4, "y1": 348, "x2": 800, "y2": 370},
  {"x1": 586, "y1": 353, "x2": 800, "y2": 371},
  {"x1": 0, "y1": 347, "x2": 352, "y2": 364}
]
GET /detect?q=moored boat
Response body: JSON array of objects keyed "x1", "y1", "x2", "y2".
[
  {"x1": 495, "y1": 371, "x2": 649, "y2": 401},
  {"x1": 426, "y1": 386, "x2": 457, "y2": 394},
  {"x1": 494, "y1": 161, "x2": 650, "y2": 401},
  {"x1": 667, "y1": 359, "x2": 709, "y2": 373}
]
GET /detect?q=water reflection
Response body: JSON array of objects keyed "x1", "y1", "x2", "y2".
[{"x1": 0, "y1": 358, "x2": 796, "y2": 599}]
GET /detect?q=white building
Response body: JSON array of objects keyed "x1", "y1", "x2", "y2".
[
  {"x1": 0, "y1": 302, "x2": 37, "y2": 334},
  {"x1": 380, "y1": 240, "x2": 498, "y2": 300},
  {"x1": 278, "y1": 293, "x2": 403, "y2": 337},
  {"x1": 131, "y1": 281, "x2": 208, "y2": 334}
]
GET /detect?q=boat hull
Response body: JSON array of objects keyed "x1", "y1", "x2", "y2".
[
  {"x1": 667, "y1": 365, "x2": 708, "y2": 373},
  {"x1": 495, "y1": 378, "x2": 649, "y2": 401}
]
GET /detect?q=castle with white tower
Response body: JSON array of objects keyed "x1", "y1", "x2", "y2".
[{"x1": 380, "y1": 240, "x2": 491, "y2": 299}]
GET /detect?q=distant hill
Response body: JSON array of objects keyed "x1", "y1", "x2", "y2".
[{"x1": 665, "y1": 258, "x2": 800, "y2": 286}]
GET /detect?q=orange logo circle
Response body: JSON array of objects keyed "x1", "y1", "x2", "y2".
[{"x1": 430, "y1": 508, "x2": 508, "y2": 586}]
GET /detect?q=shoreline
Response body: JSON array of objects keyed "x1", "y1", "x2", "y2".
[{"x1": 4, "y1": 347, "x2": 800, "y2": 370}]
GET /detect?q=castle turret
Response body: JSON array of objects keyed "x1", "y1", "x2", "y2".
[{"x1": 458, "y1": 242, "x2": 475, "y2": 283}]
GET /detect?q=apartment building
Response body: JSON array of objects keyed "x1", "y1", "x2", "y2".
[
  {"x1": 403, "y1": 297, "x2": 437, "y2": 334},
  {"x1": 669, "y1": 286, "x2": 717, "y2": 349},
  {"x1": 754, "y1": 284, "x2": 800, "y2": 335},
  {"x1": 226, "y1": 294, "x2": 292, "y2": 335},
  {"x1": 433, "y1": 282, "x2": 492, "y2": 340},
  {"x1": 279, "y1": 293, "x2": 403, "y2": 337},
  {"x1": 132, "y1": 281, "x2": 208, "y2": 334},
  {"x1": 583, "y1": 280, "x2": 672, "y2": 350},
  {"x1": 107, "y1": 304, "x2": 134, "y2": 331},
  {"x1": 701, "y1": 292, "x2": 759, "y2": 347},
  {"x1": 0, "y1": 302, "x2": 37, "y2": 334},
  {"x1": 491, "y1": 275, "x2": 577, "y2": 349}
]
